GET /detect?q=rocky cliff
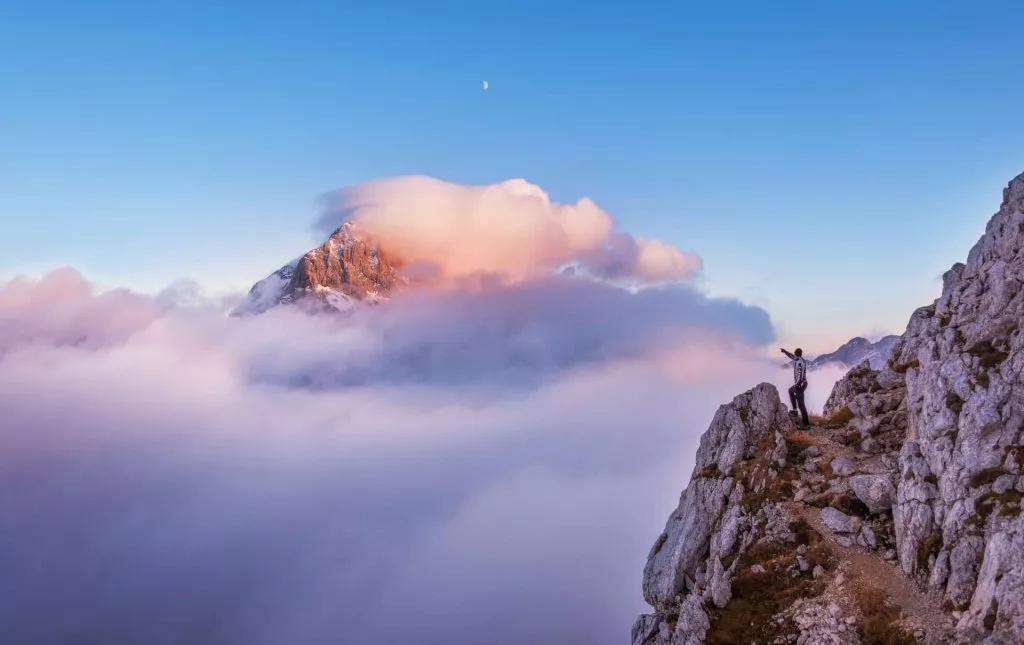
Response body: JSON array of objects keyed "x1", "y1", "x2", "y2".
[
  {"x1": 232, "y1": 222, "x2": 403, "y2": 316},
  {"x1": 633, "y1": 171, "x2": 1024, "y2": 644},
  {"x1": 891, "y1": 172, "x2": 1024, "y2": 641}
]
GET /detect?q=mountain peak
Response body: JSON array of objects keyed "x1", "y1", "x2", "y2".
[
  {"x1": 1001, "y1": 169, "x2": 1024, "y2": 210},
  {"x1": 326, "y1": 221, "x2": 361, "y2": 248},
  {"x1": 231, "y1": 224, "x2": 403, "y2": 316}
]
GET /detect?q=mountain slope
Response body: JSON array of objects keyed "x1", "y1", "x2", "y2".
[
  {"x1": 232, "y1": 223, "x2": 403, "y2": 316},
  {"x1": 633, "y1": 170, "x2": 1024, "y2": 644}
]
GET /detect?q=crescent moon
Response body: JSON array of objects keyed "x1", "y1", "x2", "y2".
[{"x1": 482, "y1": 80, "x2": 489, "y2": 90}]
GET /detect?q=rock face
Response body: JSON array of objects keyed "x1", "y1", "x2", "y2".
[
  {"x1": 232, "y1": 223, "x2": 403, "y2": 315},
  {"x1": 632, "y1": 171, "x2": 1024, "y2": 644},
  {"x1": 635, "y1": 383, "x2": 793, "y2": 644},
  {"x1": 633, "y1": 370, "x2": 921, "y2": 644},
  {"x1": 822, "y1": 360, "x2": 878, "y2": 417},
  {"x1": 640, "y1": 383, "x2": 789, "y2": 607},
  {"x1": 891, "y1": 172, "x2": 1024, "y2": 641}
]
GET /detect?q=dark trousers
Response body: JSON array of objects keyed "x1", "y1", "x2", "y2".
[{"x1": 789, "y1": 382, "x2": 809, "y2": 426}]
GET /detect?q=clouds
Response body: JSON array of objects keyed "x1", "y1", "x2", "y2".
[
  {"x1": 0, "y1": 267, "x2": 814, "y2": 645},
  {"x1": 234, "y1": 276, "x2": 774, "y2": 389},
  {"x1": 0, "y1": 267, "x2": 160, "y2": 355},
  {"x1": 316, "y1": 176, "x2": 702, "y2": 284}
]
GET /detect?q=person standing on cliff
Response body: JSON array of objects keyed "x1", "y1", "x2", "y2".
[{"x1": 780, "y1": 348, "x2": 809, "y2": 427}]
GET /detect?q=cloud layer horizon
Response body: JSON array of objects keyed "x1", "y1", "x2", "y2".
[{"x1": 0, "y1": 179, "x2": 839, "y2": 645}]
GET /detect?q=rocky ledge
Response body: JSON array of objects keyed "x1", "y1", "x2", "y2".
[{"x1": 632, "y1": 171, "x2": 1024, "y2": 644}]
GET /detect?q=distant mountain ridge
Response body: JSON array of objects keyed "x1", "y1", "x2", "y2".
[
  {"x1": 808, "y1": 334, "x2": 901, "y2": 370},
  {"x1": 782, "y1": 334, "x2": 900, "y2": 371}
]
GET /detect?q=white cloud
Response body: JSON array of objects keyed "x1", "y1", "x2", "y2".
[{"x1": 0, "y1": 260, "x2": 833, "y2": 644}]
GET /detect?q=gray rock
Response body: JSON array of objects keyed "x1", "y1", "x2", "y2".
[
  {"x1": 801, "y1": 445, "x2": 822, "y2": 459},
  {"x1": 876, "y1": 367, "x2": 905, "y2": 391},
  {"x1": 849, "y1": 474, "x2": 896, "y2": 514},
  {"x1": 823, "y1": 361, "x2": 879, "y2": 418},
  {"x1": 641, "y1": 383, "x2": 788, "y2": 609},
  {"x1": 634, "y1": 383, "x2": 791, "y2": 642},
  {"x1": 860, "y1": 525, "x2": 877, "y2": 549},
  {"x1": 813, "y1": 564, "x2": 825, "y2": 579},
  {"x1": 890, "y1": 171, "x2": 1024, "y2": 644},
  {"x1": 631, "y1": 614, "x2": 659, "y2": 645},
  {"x1": 836, "y1": 536, "x2": 854, "y2": 548},
  {"x1": 831, "y1": 457, "x2": 856, "y2": 477},
  {"x1": 673, "y1": 595, "x2": 711, "y2": 645},
  {"x1": 821, "y1": 507, "x2": 858, "y2": 534},
  {"x1": 994, "y1": 475, "x2": 1016, "y2": 495}
]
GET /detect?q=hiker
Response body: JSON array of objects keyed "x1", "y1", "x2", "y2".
[{"x1": 780, "y1": 348, "x2": 809, "y2": 427}]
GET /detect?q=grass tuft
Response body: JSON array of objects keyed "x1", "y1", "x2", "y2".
[
  {"x1": 970, "y1": 467, "x2": 1009, "y2": 488},
  {"x1": 828, "y1": 407, "x2": 854, "y2": 426},
  {"x1": 856, "y1": 587, "x2": 916, "y2": 645},
  {"x1": 967, "y1": 339, "x2": 1009, "y2": 369}
]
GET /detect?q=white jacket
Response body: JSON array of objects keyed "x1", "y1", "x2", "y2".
[{"x1": 793, "y1": 358, "x2": 807, "y2": 386}]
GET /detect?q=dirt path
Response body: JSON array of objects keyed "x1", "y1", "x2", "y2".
[
  {"x1": 792, "y1": 503, "x2": 953, "y2": 640},
  {"x1": 783, "y1": 419, "x2": 957, "y2": 643},
  {"x1": 795, "y1": 417, "x2": 892, "y2": 474}
]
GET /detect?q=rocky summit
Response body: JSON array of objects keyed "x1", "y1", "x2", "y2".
[
  {"x1": 231, "y1": 222, "x2": 403, "y2": 316},
  {"x1": 632, "y1": 171, "x2": 1024, "y2": 645}
]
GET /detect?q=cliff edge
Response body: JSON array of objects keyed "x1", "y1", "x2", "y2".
[{"x1": 633, "y1": 171, "x2": 1024, "y2": 644}]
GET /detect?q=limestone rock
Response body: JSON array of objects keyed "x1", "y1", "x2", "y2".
[
  {"x1": 635, "y1": 382, "x2": 790, "y2": 642},
  {"x1": 631, "y1": 171, "x2": 1024, "y2": 645},
  {"x1": 823, "y1": 360, "x2": 878, "y2": 417},
  {"x1": 849, "y1": 474, "x2": 896, "y2": 514},
  {"x1": 892, "y1": 171, "x2": 1024, "y2": 642},
  {"x1": 820, "y1": 507, "x2": 858, "y2": 534},
  {"x1": 830, "y1": 458, "x2": 856, "y2": 477},
  {"x1": 642, "y1": 383, "x2": 788, "y2": 609},
  {"x1": 860, "y1": 525, "x2": 877, "y2": 549}
]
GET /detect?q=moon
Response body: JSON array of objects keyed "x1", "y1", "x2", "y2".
[{"x1": 482, "y1": 80, "x2": 489, "y2": 90}]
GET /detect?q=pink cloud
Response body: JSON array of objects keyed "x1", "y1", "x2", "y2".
[
  {"x1": 317, "y1": 176, "x2": 702, "y2": 284},
  {"x1": 0, "y1": 268, "x2": 160, "y2": 356}
]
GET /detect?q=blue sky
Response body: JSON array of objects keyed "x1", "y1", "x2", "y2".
[{"x1": 3, "y1": 0, "x2": 1024, "y2": 351}]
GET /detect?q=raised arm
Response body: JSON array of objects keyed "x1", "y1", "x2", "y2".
[{"x1": 779, "y1": 348, "x2": 795, "y2": 360}]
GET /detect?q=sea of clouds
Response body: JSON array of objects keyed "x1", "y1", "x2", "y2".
[{"x1": 0, "y1": 178, "x2": 841, "y2": 645}]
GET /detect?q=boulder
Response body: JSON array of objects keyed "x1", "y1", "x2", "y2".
[{"x1": 849, "y1": 474, "x2": 896, "y2": 514}]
